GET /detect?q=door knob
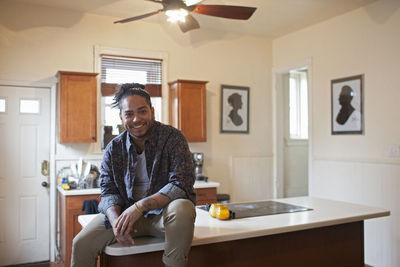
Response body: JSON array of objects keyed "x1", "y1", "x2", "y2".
[{"x1": 41, "y1": 181, "x2": 49, "y2": 188}]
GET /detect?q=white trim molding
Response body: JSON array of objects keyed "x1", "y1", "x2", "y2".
[
  {"x1": 313, "y1": 155, "x2": 400, "y2": 166},
  {"x1": 0, "y1": 79, "x2": 56, "y2": 88}
]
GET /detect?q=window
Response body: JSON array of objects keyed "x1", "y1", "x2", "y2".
[
  {"x1": 101, "y1": 55, "x2": 163, "y2": 147},
  {"x1": 0, "y1": 98, "x2": 6, "y2": 113},
  {"x1": 289, "y1": 70, "x2": 308, "y2": 139},
  {"x1": 20, "y1": 99, "x2": 40, "y2": 114}
]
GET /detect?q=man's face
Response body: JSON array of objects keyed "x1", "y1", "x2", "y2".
[{"x1": 119, "y1": 95, "x2": 154, "y2": 141}]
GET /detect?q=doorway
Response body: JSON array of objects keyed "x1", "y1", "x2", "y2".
[
  {"x1": 273, "y1": 60, "x2": 312, "y2": 198},
  {"x1": 0, "y1": 84, "x2": 51, "y2": 265}
]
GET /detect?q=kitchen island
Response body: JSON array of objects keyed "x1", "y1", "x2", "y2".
[
  {"x1": 79, "y1": 197, "x2": 389, "y2": 267},
  {"x1": 57, "y1": 180, "x2": 219, "y2": 267}
]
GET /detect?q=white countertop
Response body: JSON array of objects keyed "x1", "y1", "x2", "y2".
[
  {"x1": 58, "y1": 181, "x2": 219, "y2": 196},
  {"x1": 57, "y1": 186, "x2": 101, "y2": 196},
  {"x1": 78, "y1": 196, "x2": 390, "y2": 256},
  {"x1": 193, "y1": 181, "x2": 220, "y2": 189},
  {"x1": 192, "y1": 197, "x2": 389, "y2": 246}
]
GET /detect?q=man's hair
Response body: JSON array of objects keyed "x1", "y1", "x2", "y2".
[{"x1": 111, "y1": 83, "x2": 152, "y2": 111}]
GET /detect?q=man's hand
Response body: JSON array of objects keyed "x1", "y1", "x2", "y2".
[
  {"x1": 107, "y1": 205, "x2": 135, "y2": 246},
  {"x1": 106, "y1": 194, "x2": 170, "y2": 246},
  {"x1": 112, "y1": 220, "x2": 135, "y2": 246},
  {"x1": 114, "y1": 204, "x2": 141, "y2": 241}
]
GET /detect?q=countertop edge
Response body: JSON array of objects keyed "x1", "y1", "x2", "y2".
[
  {"x1": 191, "y1": 210, "x2": 390, "y2": 247},
  {"x1": 58, "y1": 181, "x2": 220, "y2": 196},
  {"x1": 57, "y1": 186, "x2": 101, "y2": 196}
]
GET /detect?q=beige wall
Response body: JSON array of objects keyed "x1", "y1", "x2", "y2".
[
  {"x1": 0, "y1": 1, "x2": 273, "y2": 195},
  {"x1": 273, "y1": 1, "x2": 400, "y2": 266}
]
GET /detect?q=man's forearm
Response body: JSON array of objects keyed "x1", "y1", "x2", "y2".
[
  {"x1": 106, "y1": 205, "x2": 121, "y2": 226},
  {"x1": 136, "y1": 193, "x2": 171, "y2": 213}
]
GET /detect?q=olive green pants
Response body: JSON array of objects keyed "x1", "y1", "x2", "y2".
[{"x1": 71, "y1": 199, "x2": 196, "y2": 267}]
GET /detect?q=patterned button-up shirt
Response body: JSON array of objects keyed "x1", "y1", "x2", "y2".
[{"x1": 98, "y1": 121, "x2": 196, "y2": 228}]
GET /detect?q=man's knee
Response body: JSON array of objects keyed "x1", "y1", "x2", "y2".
[{"x1": 164, "y1": 199, "x2": 196, "y2": 225}]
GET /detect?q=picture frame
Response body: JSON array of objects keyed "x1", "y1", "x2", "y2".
[
  {"x1": 220, "y1": 85, "x2": 249, "y2": 133},
  {"x1": 331, "y1": 74, "x2": 364, "y2": 135}
]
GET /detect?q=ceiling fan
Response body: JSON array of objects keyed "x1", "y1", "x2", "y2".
[{"x1": 114, "y1": 0, "x2": 257, "y2": 33}]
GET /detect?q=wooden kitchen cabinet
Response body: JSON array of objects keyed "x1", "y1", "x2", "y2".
[
  {"x1": 168, "y1": 79, "x2": 207, "y2": 142},
  {"x1": 58, "y1": 191, "x2": 100, "y2": 267},
  {"x1": 195, "y1": 187, "x2": 217, "y2": 205},
  {"x1": 57, "y1": 71, "x2": 98, "y2": 143}
]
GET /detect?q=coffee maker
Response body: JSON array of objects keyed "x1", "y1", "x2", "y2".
[{"x1": 192, "y1": 152, "x2": 208, "y2": 181}]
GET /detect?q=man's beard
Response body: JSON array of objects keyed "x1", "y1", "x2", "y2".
[{"x1": 127, "y1": 119, "x2": 154, "y2": 139}]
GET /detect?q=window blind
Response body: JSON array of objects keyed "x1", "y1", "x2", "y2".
[{"x1": 101, "y1": 55, "x2": 162, "y2": 97}]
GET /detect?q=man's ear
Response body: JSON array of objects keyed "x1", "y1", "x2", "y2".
[
  {"x1": 119, "y1": 112, "x2": 122, "y2": 121},
  {"x1": 151, "y1": 107, "x2": 155, "y2": 120}
]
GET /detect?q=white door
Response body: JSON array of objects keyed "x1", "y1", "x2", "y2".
[
  {"x1": 282, "y1": 70, "x2": 309, "y2": 197},
  {"x1": 0, "y1": 85, "x2": 50, "y2": 265}
]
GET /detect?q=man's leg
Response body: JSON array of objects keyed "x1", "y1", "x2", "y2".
[
  {"x1": 149, "y1": 199, "x2": 196, "y2": 267},
  {"x1": 71, "y1": 214, "x2": 114, "y2": 267}
]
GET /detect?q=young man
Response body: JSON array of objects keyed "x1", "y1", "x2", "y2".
[{"x1": 71, "y1": 83, "x2": 196, "y2": 267}]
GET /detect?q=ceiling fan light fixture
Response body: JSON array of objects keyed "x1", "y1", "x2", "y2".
[
  {"x1": 183, "y1": 0, "x2": 202, "y2": 6},
  {"x1": 166, "y1": 8, "x2": 189, "y2": 23},
  {"x1": 115, "y1": 0, "x2": 257, "y2": 33}
]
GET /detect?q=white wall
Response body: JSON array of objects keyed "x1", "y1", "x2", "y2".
[
  {"x1": 0, "y1": 1, "x2": 273, "y2": 195},
  {"x1": 273, "y1": 1, "x2": 400, "y2": 266}
]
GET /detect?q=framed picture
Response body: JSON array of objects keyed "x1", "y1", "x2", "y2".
[
  {"x1": 220, "y1": 85, "x2": 249, "y2": 133},
  {"x1": 331, "y1": 74, "x2": 364, "y2": 135}
]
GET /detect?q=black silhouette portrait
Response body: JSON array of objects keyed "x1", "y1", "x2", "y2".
[
  {"x1": 331, "y1": 75, "x2": 363, "y2": 134},
  {"x1": 336, "y1": 85, "x2": 355, "y2": 125},
  {"x1": 227, "y1": 93, "x2": 243, "y2": 126}
]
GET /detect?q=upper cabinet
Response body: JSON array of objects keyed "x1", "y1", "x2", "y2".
[
  {"x1": 168, "y1": 79, "x2": 208, "y2": 142},
  {"x1": 57, "y1": 71, "x2": 98, "y2": 143}
]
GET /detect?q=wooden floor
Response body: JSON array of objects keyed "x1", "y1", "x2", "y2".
[
  {"x1": 5, "y1": 262, "x2": 63, "y2": 267},
  {"x1": 6, "y1": 260, "x2": 374, "y2": 267}
]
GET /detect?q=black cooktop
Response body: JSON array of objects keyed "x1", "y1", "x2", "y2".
[{"x1": 197, "y1": 200, "x2": 312, "y2": 219}]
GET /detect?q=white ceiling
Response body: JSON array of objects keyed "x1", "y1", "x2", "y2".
[{"x1": 13, "y1": 0, "x2": 377, "y2": 37}]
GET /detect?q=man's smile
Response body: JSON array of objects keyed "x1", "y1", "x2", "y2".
[{"x1": 132, "y1": 123, "x2": 145, "y2": 129}]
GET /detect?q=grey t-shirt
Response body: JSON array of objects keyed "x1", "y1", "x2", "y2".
[{"x1": 132, "y1": 151, "x2": 150, "y2": 201}]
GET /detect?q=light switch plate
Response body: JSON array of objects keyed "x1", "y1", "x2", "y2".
[{"x1": 388, "y1": 144, "x2": 400, "y2": 158}]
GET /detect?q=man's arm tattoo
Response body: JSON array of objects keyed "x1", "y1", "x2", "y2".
[
  {"x1": 142, "y1": 197, "x2": 159, "y2": 211},
  {"x1": 140, "y1": 194, "x2": 170, "y2": 212}
]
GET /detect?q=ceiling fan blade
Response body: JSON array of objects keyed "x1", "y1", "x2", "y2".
[
  {"x1": 192, "y1": 5, "x2": 256, "y2": 20},
  {"x1": 114, "y1": 9, "x2": 163, "y2": 24},
  {"x1": 178, "y1": 14, "x2": 200, "y2": 33}
]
